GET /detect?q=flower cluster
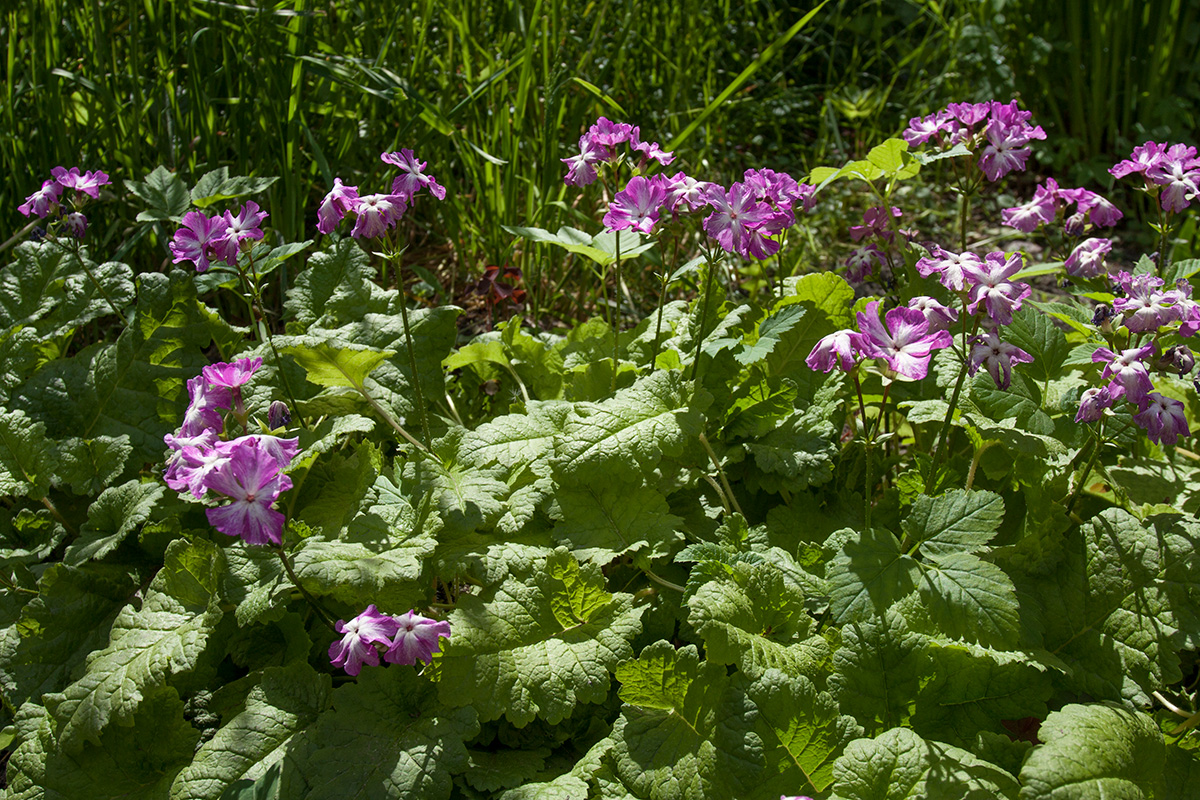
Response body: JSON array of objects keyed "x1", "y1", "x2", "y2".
[
  {"x1": 807, "y1": 299, "x2": 953, "y2": 382},
  {"x1": 329, "y1": 605, "x2": 451, "y2": 676},
  {"x1": 1001, "y1": 177, "x2": 1122, "y2": 235},
  {"x1": 1110, "y1": 141, "x2": 1200, "y2": 212},
  {"x1": 842, "y1": 205, "x2": 914, "y2": 282},
  {"x1": 903, "y1": 99, "x2": 1046, "y2": 182},
  {"x1": 317, "y1": 149, "x2": 444, "y2": 237},
  {"x1": 18, "y1": 166, "x2": 111, "y2": 238},
  {"x1": 163, "y1": 357, "x2": 299, "y2": 545},
  {"x1": 170, "y1": 202, "x2": 268, "y2": 273},
  {"x1": 561, "y1": 117, "x2": 675, "y2": 187}
]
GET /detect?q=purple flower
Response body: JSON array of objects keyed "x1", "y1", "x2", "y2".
[
  {"x1": 317, "y1": 178, "x2": 360, "y2": 235},
  {"x1": 561, "y1": 135, "x2": 606, "y2": 187},
  {"x1": 743, "y1": 167, "x2": 810, "y2": 215},
  {"x1": 947, "y1": 101, "x2": 991, "y2": 128},
  {"x1": 1064, "y1": 238, "x2": 1112, "y2": 279},
  {"x1": 629, "y1": 131, "x2": 675, "y2": 166},
  {"x1": 17, "y1": 180, "x2": 62, "y2": 218},
  {"x1": 962, "y1": 251, "x2": 1031, "y2": 325},
  {"x1": 202, "y1": 357, "x2": 263, "y2": 389},
  {"x1": 203, "y1": 437, "x2": 293, "y2": 546},
  {"x1": 1092, "y1": 344, "x2": 1156, "y2": 405},
  {"x1": 968, "y1": 332, "x2": 1033, "y2": 390},
  {"x1": 213, "y1": 202, "x2": 268, "y2": 265},
  {"x1": 1071, "y1": 190, "x2": 1123, "y2": 227},
  {"x1": 63, "y1": 212, "x2": 88, "y2": 239},
  {"x1": 661, "y1": 172, "x2": 713, "y2": 213},
  {"x1": 903, "y1": 110, "x2": 955, "y2": 147},
  {"x1": 1075, "y1": 386, "x2": 1114, "y2": 423},
  {"x1": 850, "y1": 206, "x2": 902, "y2": 243},
  {"x1": 604, "y1": 176, "x2": 666, "y2": 234},
  {"x1": 382, "y1": 149, "x2": 447, "y2": 201},
  {"x1": 1134, "y1": 392, "x2": 1190, "y2": 446},
  {"x1": 978, "y1": 122, "x2": 1042, "y2": 182},
  {"x1": 163, "y1": 430, "x2": 224, "y2": 497},
  {"x1": 587, "y1": 117, "x2": 635, "y2": 149},
  {"x1": 180, "y1": 374, "x2": 232, "y2": 437},
  {"x1": 843, "y1": 244, "x2": 886, "y2": 283},
  {"x1": 742, "y1": 212, "x2": 788, "y2": 261},
  {"x1": 50, "y1": 166, "x2": 110, "y2": 198},
  {"x1": 907, "y1": 296, "x2": 958, "y2": 332},
  {"x1": 702, "y1": 182, "x2": 770, "y2": 256},
  {"x1": 384, "y1": 610, "x2": 452, "y2": 665},
  {"x1": 1111, "y1": 141, "x2": 1168, "y2": 179},
  {"x1": 806, "y1": 329, "x2": 861, "y2": 373},
  {"x1": 170, "y1": 211, "x2": 229, "y2": 273},
  {"x1": 350, "y1": 193, "x2": 407, "y2": 239},
  {"x1": 855, "y1": 301, "x2": 953, "y2": 381},
  {"x1": 1146, "y1": 144, "x2": 1200, "y2": 212},
  {"x1": 329, "y1": 605, "x2": 403, "y2": 677},
  {"x1": 1000, "y1": 180, "x2": 1060, "y2": 233},
  {"x1": 915, "y1": 245, "x2": 982, "y2": 293},
  {"x1": 1112, "y1": 272, "x2": 1183, "y2": 332}
]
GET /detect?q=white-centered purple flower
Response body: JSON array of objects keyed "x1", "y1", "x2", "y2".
[
  {"x1": 382, "y1": 149, "x2": 447, "y2": 201},
  {"x1": 915, "y1": 245, "x2": 982, "y2": 292},
  {"x1": 203, "y1": 437, "x2": 293, "y2": 546},
  {"x1": 968, "y1": 332, "x2": 1033, "y2": 390},
  {"x1": 661, "y1": 172, "x2": 713, "y2": 213},
  {"x1": 844, "y1": 243, "x2": 886, "y2": 283},
  {"x1": 907, "y1": 296, "x2": 958, "y2": 332},
  {"x1": 1092, "y1": 344, "x2": 1156, "y2": 405},
  {"x1": 806, "y1": 329, "x2": 861, "y2": 373},
  {"x1": 1146, "y1": 144, "x2": 1200, "y2": 213},
  {"x1": 50, "y1": 166, "x2": 111, "y2": 198},
  {"x1": 17, "y1": 179, "x2": 63, "y2": 218},
  {"x1": 212, "y1": 201, "x2": 269, "y2": 265},
  {"x1": 1075, "y1": 386, "x2": 1114, "y2": 423},
  {"x1": 903, "y1": 110, "x2": 955, "y2": 147},
  {"x1": 1112, "y1": 272, "x2": 1184, "y2": 332},
  {"x1": 962, "y1": 251, "x2": 1031, "y2": 325},
  {"x1": 170, "y1": 211, "x2": 230, "y2": 273},
  {"x1": 702, "y1": 182, "x2": 771, "y2": 256},
  {"x1": 202, "y1": 356, "x2": 263, "y2": 390},
  {"x1": 1110, "y1": 141, "x2": 1168, "y2": 179},
  {"x1": 855, "y1": 300, "x2": 953, "y2": 381},
  {"x1": 317, "y1": 178, "x2": 360, "y2": 235},
  {"x1": 1133, "y1": 392, "x2": 1190, "y2": 446},
  {"x1": 385, "y1": 610, "x2": 452, "y2": 665},
  {"x1": 603, "y1": 175, "x2": 666, "y2": 234},
  {"x1": 1064, "y1": 238, "x2": 1112, "y2": 279},
  {"x1": 180, "y1": 374, "x2": 232, "y2": 437},
  {"x1": 350, "y1": 193, "x2": 407, "y2": 239},
  {"x1": 329, "y1": 605, "x2": 402, "y2": 677}
]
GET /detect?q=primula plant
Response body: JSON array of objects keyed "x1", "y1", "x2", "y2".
[{"x1": 3, "y1": 107, "x2": 1200, "y2": 800}]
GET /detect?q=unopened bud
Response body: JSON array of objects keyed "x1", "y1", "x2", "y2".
[
  {"x1": 1173, "y1": 346, "x2": 1196, "y2": 377},
  {"x1": 268, "y1": 400, "x2": 291, "y2": 429},
  {"x1": 1064, "y1": 212, "x2": 1086, "y2": 238}
]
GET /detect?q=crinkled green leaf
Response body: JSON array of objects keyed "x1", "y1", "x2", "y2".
[
  {"x1": 0, "y1": 563, "x2": 135, "y2": 710},
  {"x1": 44, "y1": 538, "x2": 225, "y2": 752},
  {"x1": 462, "y1": 748, "x2": 551, "y2": 793},
  {"x1": 437, "y1": 548, "x2": 644, "y2": 726},
  {"x1": 284, "y1": 239, "x2": 391, "y2": 327},
  {"x1": 281, "y1": 664, "x2": 477, "y2": 800},
  {"x1": 552, "y1": 482, "x2": 684, "y2": 565},
  {"x1": 126, "y1": 165, "x2": 191, "y2": 222},
  {"x1": 222, "y1": 545, "x2": 291, "y2": 627},
  {"x1": 0, "y1": 508, "x2": 66, "y2": 566},
  {"x1": 608, "y1": 641, "x2": 761, "y2": 800},
  {"x1": 459, "y1": 401, "x2": 571, "y2": 470},
  {"x1": 826, "y1": 527, "x2": 920, "y2": 623},
  {"x1": 743, "y1": 409, "x2": 838, "y2": 492},
  {"x1": 830, "y1": 609, "x2": 931, "y2": 735},
  {"x1": 918, "y1": 551, "x2": 1020, "y2": 648},
  {"x1": 0, "y1": 407, "x2": 56, "y2": 499},
  {"x1": 1037, "y1": 509, "x2": 1200, "y2": 704},
  {"x1": 280, "y1": 338, "x2": 394, "y2": 389},
  {"x1": 408, "y1": 443, "x2": 510, "y2": 537},
  {"x1": 830, "y1": 727, "x2": 1018, "y2": 799},
  {"x1": 0, "y1": 242, "x2": 71, "y2": 327},
  {"x1": 911, "y1": 643, "x2": 1053, "y2": 749},
  {"x1": 688, "y1": 561, "x2": 829, "y2": 681},
  {"x1": 1004, "y1": 306, "x2": 1069, "y2": 384},
  {"x1": 901, "y1": 489, "x2": 1004, "y2": 557},
  {"x1": 551, "y1": 370, "x2": 707, "y2": 486},
  {"x1": 190, "y1": 168, "x2": 278, "y2": 208},
  {"x1": 64, "y1": 480, "x2": 165, "y2": 567},
  {"x1": 737, "y1": 304, "x2": 806, "y2": 366},
  {"x1": 170, "y1": 661, "x2": 331, "y2": 800},
  {"x1": 1018, "y1": 704, "x2": 1164, "y2": 800},
  {"x1": 52, "y1": 435, "x2": 132, "y2": 496},
  {"x1": 6, "y1": 689, "x2": 199, "y2": 799},
  {"x1": 748, "y1": 667, "x2": 863, "y2": 796}
]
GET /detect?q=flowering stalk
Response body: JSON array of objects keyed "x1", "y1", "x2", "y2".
[
  {"x1": 275, "y1": 545, "x2": 337, "y2": 633},
  {"x1": 1065, "y1": 418, "x2": 1106, "y2": 515},
  {"x1": 612, "y1": 231, "x2": 622, "y2": 392},
  {"x1": 690, "y1": 245, "x2": 720, "y2": 386},
  {"x1": 382, "y1": 241, "x2": 432, "y2": 450},
  {"x1": 237, "y1": 247, "x2": 303, "y2": 424}
]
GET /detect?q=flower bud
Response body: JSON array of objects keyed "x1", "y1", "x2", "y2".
[
  {"x1": 63, "y1": 212, "x2": 88, "y2": 239},
  {"x1": 268, "y1": 400, "x2": 291, "y2": 430},
  {"x1": 1064, "y1": 211, "x2": 1086, "y2": 237}
]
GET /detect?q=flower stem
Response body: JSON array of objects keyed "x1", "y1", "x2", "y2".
[
  {"x1": 690, "y1": 250, "x2": 719, "y2": 386},
  {"x1": 699, "y1": 433, "x2": 743, "y2": 517},
  {"x1": 1065, "y1": 419, "x2": 1105, "y2": 514},
  {"x1": 388, "y1": 249, "x2": 433, "y2": 450},
  {"x1": 612, "y1": 231, "x2": 622, "y2": 392},
  {"x1": 240, "y1": 251, "x2": 302, "y2": 425},
  {"x1": 275, "y1": 546, "x2": 337, "y2": 633}
]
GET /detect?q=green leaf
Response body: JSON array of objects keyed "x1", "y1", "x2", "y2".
[
  {"x1": 829, "y1": 609, "x2": 931, "y2": 734},
  {"x1": 1018, "y1": 704, "x2": 1164, "y2": 800},
  {"x1": 551, "y1": 371, "x2": 707, "y2": 487},
  {"x1": 911, "y1": 142, "x2": 973, "y2": 164},
  {"x1": 280, "y1": 339, "x2": 394, "y2": 389},
  {"x1": 6, "y1": 689, "x2": 199, "y2": 799},
  {"x1": 222, "y1": 545, "x2": 291, "y2": 627},
  {"x1": 911, "y1": 643, "x2": 1053, "y2": 749},
  {"x1": 64, "y1": 480, "x2": 165, "y2": 567},
  {"x1": 436, "y1": 548, "x2": 644, "y2": 726},
  {"x1": 48, "y1": 258, "x2": 136, "y2": 335},
  {"x1": 1036, "y1": 510, "x2": 1200, "y2": 704},
  {"x1": 829, "y1": 727, "x2": 1019, "y2": 799},
  {"x1": 126, "y1": 165, "x2": 191, "y2": 222},
  {"x1": 1004, "y1": 306, "x2": 1069, "y2": 383},
  {"x1": 743, "y1": 409, "x2": 839, "y2": 492},
  {"x1": 826, "y1": 527, "x2": 920, "y2": 623},
  {"x1": 918, "y1": 551, "x2": 1020, "y2": 648},
  {"x1": 902, "y1": 489, "x2": 1004, "y2": 557},
  {"x1": 171, "y1": 662, "x2": 332, "y2": 800},
  {"x1": 865, "y1": 138, "x2": 920, "y2": 179},
  {"x1": 284, "y1": 239, "x2": 391, "y2": 327},
  {"x1": 459, "y1": 401, "x2": 571, "y2": 469},
  {"x1": 552, "y1": 482, "x2": 684, "y2": 565},
  {"x1": 191, "y1": 169, "x2": 279, "y2": 208},
  {"x1": 968, "y1": 372, "x2": 1053, "y2": 435},
  {"x1": 408, "y1": 439, "x2": 510, "y2": 536},
  {"x1": 688, "y1": 562, "x2": 830, "y2": 681},
  {"x1": 0, "y1": 407, "x2": 57, "y2": 499},
  {"x1": 0, "y1": 242, "x2": 71, "y2": 327},
  {"x1": 280, "y1": 666, "x2": 478, "y2": 800},
  {"x1": 501, "y1": 225, "x2": 656, "y2": 266},
  {"x1": 736, "y1": 304, "x2": 806, "y2": 366},
  {"x1": 747, "y1": 668, "x2": 863, "y2": 796},
  {"x1": 44, "y1": 538, "x2": 225, "y2": 752},
  {"x1": 52, "y1": 435, "x2": 132, "y2": 496},
  {"x1": 0, "y1": 563, "x2": 135, "y2": 711},
  {"x1": 462, "y1": 748, "x2": 551, "y2": 793}
]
